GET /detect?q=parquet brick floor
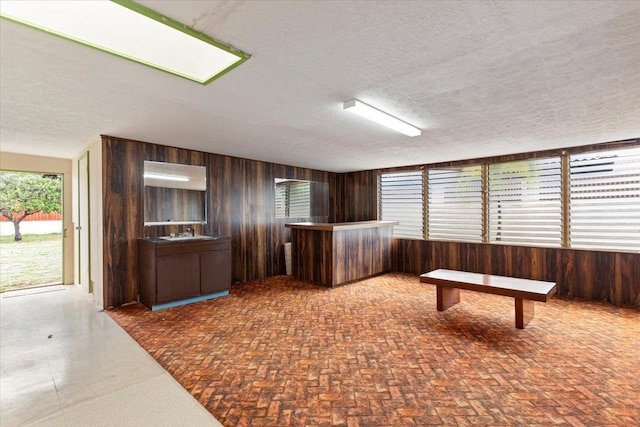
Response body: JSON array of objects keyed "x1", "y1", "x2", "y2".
[{"x1": 109, "y1": 273, "x2": 640, "y2": 426}]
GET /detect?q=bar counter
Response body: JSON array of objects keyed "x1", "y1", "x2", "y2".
[{"x1": 285, "y1": 220, "x2": 398, "y2": 287}]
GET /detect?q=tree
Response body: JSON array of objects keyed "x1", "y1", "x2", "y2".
[{"x1": 0, "y1": 172, "x2": 62, "y2": 241}]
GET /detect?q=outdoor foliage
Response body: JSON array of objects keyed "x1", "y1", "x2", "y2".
[{"x1": 0, "y1": 172, "x2": 62, "y2": 241}]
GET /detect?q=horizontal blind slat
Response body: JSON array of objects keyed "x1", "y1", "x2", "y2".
[
  {"x1": 489, "y1": 157, "x2": 562, "y2": 247},
  {"x1": 428, "y1": 165, "x2": 482, "y2": 242},
  {"x1": 379, "y1": 171, "x2": 423, "y2": 239},
  {"x1": 569, "y1": 147, "x2": 640, "y2": 252}
]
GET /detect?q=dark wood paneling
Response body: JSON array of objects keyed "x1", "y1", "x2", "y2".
[
  {"x1": 330, "y1": 170, "x2": 378, "y2": 223},
  {"x1": 102, "y1": 138, "x2": 144, "y2": 307},
  {"x1": 208, "y1": 155, "x2": 331, "y2": 283},
  {"x1": 102, "y1": 136, "x2": 331, "y2": 307},
  {"x1": 310, "y1": 180, "x2": 330, "y2": 217},
  {"x1": 103, "y1": 135, "x2": 639, "y2": 308},
  {"x1": 393, "y1": 239, "x2": 640, "y2": 307},
  {"x1": 145, "y1": 143, "x2": 207, "y2": 167}
]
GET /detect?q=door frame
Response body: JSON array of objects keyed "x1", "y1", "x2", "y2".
[
  {"x1": 77, "y1": 152, "x2": 91, "y2": 293},
  {"x1": 0, "y1": 167, "x2": 64, "y2": 287}
]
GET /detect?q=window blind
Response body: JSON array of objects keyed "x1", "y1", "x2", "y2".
[
  {"x1": 489, "y1": 157, "x2": 562, "y2": 246},
  {"x1": 379, "y1": 171, "x2": 423, "y2": 239},
  {"x1": 288, "y1": 181, "x2": 311, "y2": 218},
  {"x1": 427, "y1": 166, "x2": 483, "y2": 242},
  {"x1": 275, "y1": 182, "x2": 287, "y2": 218},
  {"x1": 569, "y1": 147, "x2": 640, "y2": 252}
]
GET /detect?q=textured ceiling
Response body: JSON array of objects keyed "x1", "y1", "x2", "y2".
[{"x1": 1, "y1": 1, "x2": 639, "y2": 172}]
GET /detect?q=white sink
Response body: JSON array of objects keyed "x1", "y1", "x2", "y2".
[{"x1": 158, "y1": 235, "x2": 214, "y2": 241}]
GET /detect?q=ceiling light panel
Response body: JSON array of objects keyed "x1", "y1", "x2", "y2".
[
  {"x1": 0, "y1": 0, "x2": 250, "y2": 85},
  {"x1": 343, "y1": 99, "x2": 421, "y2": 137}
]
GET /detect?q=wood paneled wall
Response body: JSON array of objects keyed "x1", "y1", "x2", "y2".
[
  {"x1": 103, "y1": 136, "x2": 639, "y2": 308},
  {"x1": 102, "y1": 138, "x2": 144, "y2": 307},
  {"x1": 207, "y1": 154, "x2": 329, "y2": 283},
  {"x1": 329, "y1": 141, "x2": 640, "y2": 308},
  {"x1": 102, "y1": 136, "x2": 330, "y2": 308},
  {"x1": 330, "y1": 170, "x2": 378, "y2": 222},
  {"x1": 310, "y1": 181, "x2": 330, "y2": 218},
  {"x1": 393, "y1": 239, "x2": 640, "y2": 307}
]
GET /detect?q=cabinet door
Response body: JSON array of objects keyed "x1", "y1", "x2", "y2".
[
  {"x1": 156, "y1": 253, "x2": 200, "y2": 303},
  {"x1": 200, "y1": 250, "x2": 231, "y2": 294}
]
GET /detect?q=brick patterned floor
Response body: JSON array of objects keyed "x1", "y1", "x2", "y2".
[{"x1": 109, "y1": 273, "x2": 640, "y2": 426}]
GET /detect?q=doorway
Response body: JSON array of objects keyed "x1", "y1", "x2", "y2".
[{"x1": 0, "y1": 170, "x2": 63, "y2": 292}]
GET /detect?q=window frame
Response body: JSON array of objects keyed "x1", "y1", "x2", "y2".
[
  {"x1": 376, "y1": 141, "x2": 639, "y2": 253},
  {"x1": 487, "y1": 156, "x2": 563, "y2": 247},
  {"x1": 568, "y1": 147, "x2": 640, "y2": 252}
]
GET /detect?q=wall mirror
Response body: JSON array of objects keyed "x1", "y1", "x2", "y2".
[
  {"x1": 275, "y1": 178, "x2": 329, "y2": 219},
  {"x1": 144, "y1": 161, "x2": 207, "y2": 225}
]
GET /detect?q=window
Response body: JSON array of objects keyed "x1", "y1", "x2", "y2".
[
  {"x1": 377, "y1": 144, "x2": 639, "y2": 252},
  {"x1": 379, "y1": 171, "x2": 423, "y2": 239},
  {"x1": 569, "y1": 147, "x2": 640, "y2": 251},
  {"x1": 427, "y1": 166, "x2": 483, "y2": 242},
  {"x1": 488, "y1": 157, "x2": 562, "y2": 246}
]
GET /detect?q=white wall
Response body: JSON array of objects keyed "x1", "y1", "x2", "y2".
[
  {"x1": 72, "y1": 136, "x2": 104, "y2": 308},
  {"x1": 0, "y1": 152, "x2": 74, "y2": 284}
]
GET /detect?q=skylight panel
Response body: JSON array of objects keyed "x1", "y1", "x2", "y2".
[{"x1": 0, "y1": 0, "x2": 249, "y2": 84}]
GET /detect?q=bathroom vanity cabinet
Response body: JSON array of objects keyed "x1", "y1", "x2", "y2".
[{"x1": 138, "y1": 236, "x2": 231, "y2": 310}]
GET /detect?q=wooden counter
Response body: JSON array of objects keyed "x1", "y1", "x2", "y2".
[{"x1": 285, "y1": 221, "x2": 398, "y2": 287}]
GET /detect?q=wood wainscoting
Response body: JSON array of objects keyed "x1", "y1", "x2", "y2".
[{"x1": 393, "y1": 239, "x2": 640, "y2": 307}]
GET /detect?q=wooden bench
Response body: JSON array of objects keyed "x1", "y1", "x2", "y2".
[{"x1": 419, "y1": 269, "x2": 557, "y2": 329}]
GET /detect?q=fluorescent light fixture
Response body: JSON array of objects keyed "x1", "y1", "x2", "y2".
[
  {"x1": 143, "y1": 173, "x2": 189, "y2": 182},
  {"x1": 343, "y1": 99, "x2": 421, "y2": 137},
  {"x1": 0, "y1": 0, "x2": 250, "y2": 85}
]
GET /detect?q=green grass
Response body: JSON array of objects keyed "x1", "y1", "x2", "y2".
[{"x1": 0, "y1": 233, "x2": 62, "y2": 292}]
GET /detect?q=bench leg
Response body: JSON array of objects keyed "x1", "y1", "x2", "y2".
[
  {"x1": 515, "y1": 298, "x2": 535, "y2": 329},
  {"x1": 437, "y1": 286, "x2": 460, "y2": 311}
]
